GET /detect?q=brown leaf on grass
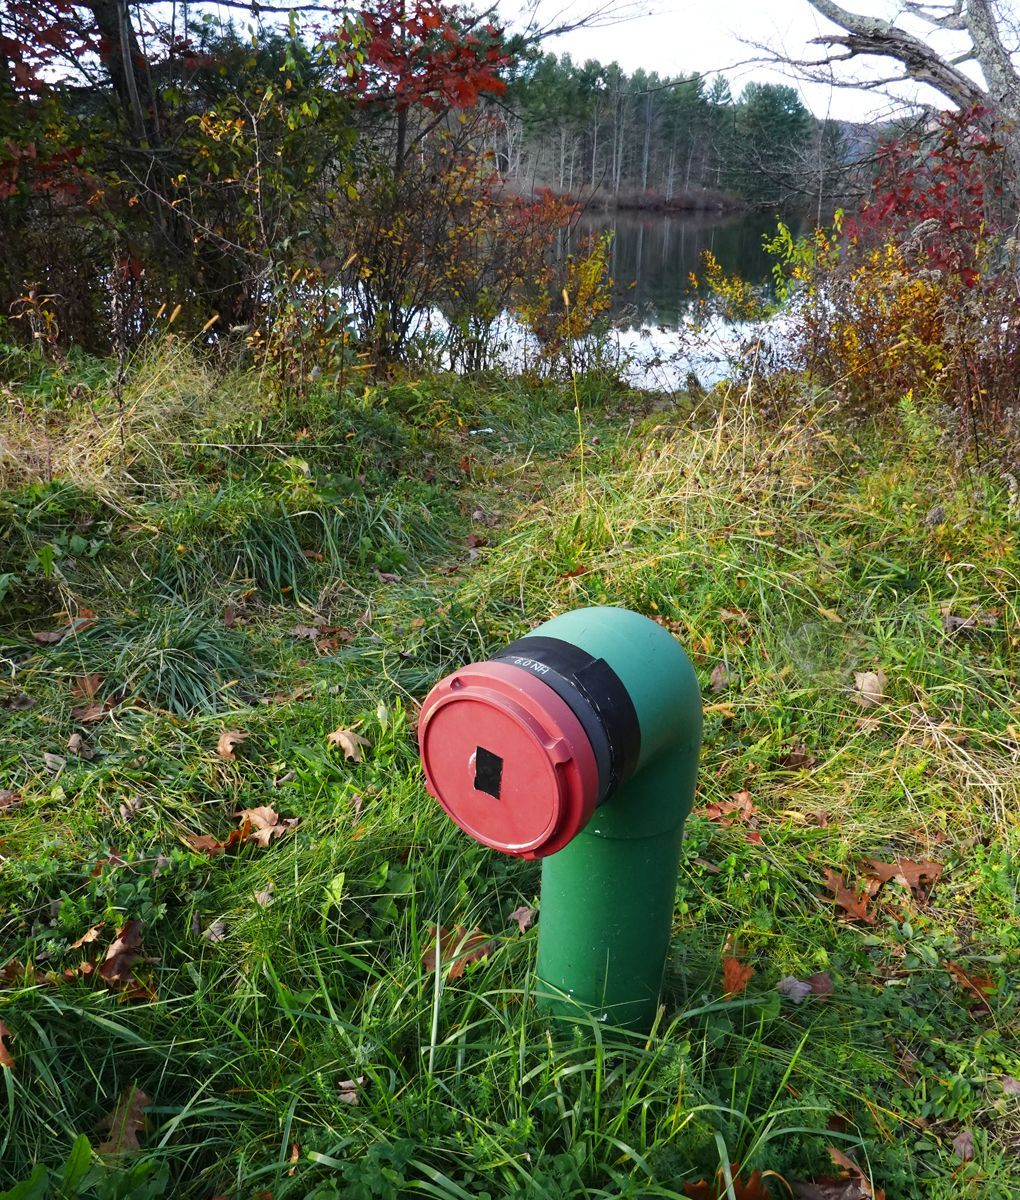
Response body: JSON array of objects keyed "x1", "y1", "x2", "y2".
[
  {"x1": 67, "y1": 732, "x2": 95, "y2": 760},
  {"x1": 0, "y1": 789, "x2": 21, "y2": 811},
  {"x1": 377, "y1": 570, "x2": 401, "y2": 584},
  {"x1": 722, "y1": 956, "x2": 754, "y2": 998},
  {"x1": 288, "y1": 624, "x2": 322, "y2": 640},
  {"x1": 0, "y1": 1021, "x2": 13, "y2": 1070},
  {"x1": 43, "y1": 752, "x2": 67, "y2": 773},
  {"x1": 216, "y1": 729, "x2": 247, "y2": 760},
  {"x1": 940, "y1": 603, "x2": 996, "y2": 635},
  {"x1": 698, "y1": 790, "x2": 758, "y2": 826},
  {"x1": 683, "y1": 1167, "x2": 770, "y2": 1199},
  {"x1": 119, "y1": 797, "x2": 143, "y2": 822},
  {"x1": 96, "y1": 1085, "x2": 151, "y2": 1156},
  {"x1": 945, "y1": 961, "x2": 995, "y2": 1014},
  {"x1": 863, "y1": 857, "x2": 942, "y2": 893},
  {"x1": 183, "y1": 818, "x2": 252, "y2": 858},
  {"x1": 338, "y1": 1076, "x2": 365, "y2": 1105},
  {"x1": 422, "y1": 926, "x2": 492, "y2": 981},
  {"x1": 853, "y1": 670, "x2": 886, "y2": 708},
  {"x1": 821, "y1": 869, "x2": 875, "y2": 924},
  {"x1": 71, "y1": 673, "x2": 104, "y2": 700},
  {"x1": 32, "y1": 629, "x2": 65, "y2": 645},
  {"x1": 3, "y1": 692, "x2": 35, "y2": 710},
  {"x1": 98, "y1": 920, "x2": 150, "y2": 998},
  {"x1": 807, "y1": 971, "x2": 834, "y2": 996},
  {"x1": 254, "y1": 883, "x2": 275, "y2": 908},
  {"x1": 952, "y1": 1130, "x2": 974, "y2": 1161},
  {"x1": 778, "y1": 744, "x2": 817, "y2": 770},
  {"x1": 509, "y1": 905, "x2": 537, "y2": 933},
  {"x1": 69, "y1": 923, "x2": 105, "y2": 950},
  {"x1": 202, "y1": 920, "x2": 228, "y2": 943},
  {"x1": 709, "y1": 662, "x2": 729, "y2": 693},
  {"x1": 328, "y1": 727, "x2": 370, "y2": 762},
  {"x1": 71, "y1": 701, "x2": 112, "y2": 723},
  {"x1": 236, "y1": 805, "x2": 299, "y2": 848}
]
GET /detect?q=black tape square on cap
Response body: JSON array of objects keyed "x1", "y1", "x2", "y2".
[{"x1": 474, "y1": 746, "x2": 504, "y2": 799}]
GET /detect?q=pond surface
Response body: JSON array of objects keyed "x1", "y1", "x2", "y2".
[
  {"x1": 573, "y1": 209, "x2": 796, "y2": 327},
  {"x1": 566, "y1": 209, "x2": 803, "y2": 387}
]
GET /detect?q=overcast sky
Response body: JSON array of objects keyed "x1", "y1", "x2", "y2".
[{"x1": 506, "y1": 0, "x2": 975, "y2": 121}]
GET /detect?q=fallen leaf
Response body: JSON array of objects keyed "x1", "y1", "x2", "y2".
[
  {"x1": 71, "y1": 701, "x2": 112, "y2": 723},
  {"x1": 236, "y1": 805, "x2": 298, "y2": 848},
  {"x1": 945, "y1": 961, "x2": 995, "y2": 1014},
  {"x1": 43, "y1": 752, "x2": 67, "y2": 773},
  {"x1": 698, "y1": 790, "x2": 758, "y2": 826},
  {"x1": 69, "y1": 923, "x2": 105, "y2": 950},
  {"x1": 863, "y1": 857, "x2": 942, "y2": 893},
  {"x1": 951, "y1": 1130, "x2": 974, "y2": 1161},
  {"x1": 351, "y1": 791, "x2": 364, "y2": 819},
  {"x1": 422, "y1": 926, "x2": 492, "y2": 980},
  {"x1": 683, "y1": 1167, "x2": 770, "y2": 1199},
  {"x1": 999, "y1": 1075, "x2": 1020, "y2": 1095},
  {"x1": 202, "y1": 920, "x2": 228, "y2": 943},
  {"x1": 940, "y1": 603, "x2": 996, "y2": 634},
  {"x1": 827, "y1": 1147, "x2": 879, "y2": 1198},
  {"x1": 0, "y1": 789, "x2": 21, "y2": 811},
  {"x1": 3, "y1": 692, "x2": 34, "y2": 710},
  {"x1": 338, "y1": 1076, "x2": 365, "y2": 1104},
  {"x1": 853, "y1": 670, "x2": 886, "y2": 708},
  {"x1": 806, "y1": 971, "x2": 834, "y2": 996},
  {"x1": 216, "y1": 729, "x2": 247, "y2": 760},
  {"x1": 32, "y1": 629, "x2": 65, "y2": 645},
  {"x1": 96, "y1": 1085, "x2": 150, "y2": 1156},
  {"x1": 722, "y1": 956, "x2": 754, "y2": 997},
  {"x1": 377, "y1": 571, "x2": 401, "y2": 583},
  {"x1": 119, "y1": 796, "x2": 143, "y2": 822},
  {"x1": 288, "y1": 624, "x2": 322, "y2": 640},
  {"x1": 71, "y1": 674, "x2": 103, "y2": 700},
  {"x1": 183, "y1": 818, "x2": 252, "y2": 858},
  {"x1": 509, "y1": 905, "x2": 537, "y2": 933},
  {"x1": 67, "y1": 732, "x2": 95, "y2": 760},
  {"x1": 778, "y1": 744, "x2": 817, "y2": 770},
  {"x1": 328, "y1": 727, "x2": 370, "y2": 762},
  {"x1": 745, "y1": 829, "x2": 763, "y2": 845},
  {"x1": 98, "y1": 919, "x2": 142, "y2": 984},
  {"x1": 254, "y1": 883, "x2": 275, "y2": 907},
  {"x1": 817, "y1": 606, "x2": 843, "y2": 624},
  {"x1": 821, "y1": 869, "x2": 875, "y2": 924},
  {"x1": 0, "y1": 1021, "x2": 13, "y2": 1069},
  {"x1": 777, "y1": 975, "x2": 813, "y2": 1004},
  {"x1": 709, "y1": 662, "x2": 729, "y2": 693}
]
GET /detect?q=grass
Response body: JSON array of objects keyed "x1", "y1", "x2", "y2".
[{"x1": 0, "y1": 344, "x2": 1017, "y2": 1199}]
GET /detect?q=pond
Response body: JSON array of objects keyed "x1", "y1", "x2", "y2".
[
  {"x1": 573, "y1": 209, "x2": 791, "y2": 329},
  {"x1": 564, "y1": 209, "x2": 803, "y2": 390}
]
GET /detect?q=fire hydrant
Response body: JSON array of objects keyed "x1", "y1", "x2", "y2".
[{"x1": 417, "y1": 606, "x2": 702, "y2": 1031}]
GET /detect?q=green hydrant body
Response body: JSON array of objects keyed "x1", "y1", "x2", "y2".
[{"x1": 418, "y1": 606, "x2": 702, "y2": 1032}]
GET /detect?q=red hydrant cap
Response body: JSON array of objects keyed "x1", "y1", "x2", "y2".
[{"x1": 418, "y1": 660, "x2": 600, "y2": 858}]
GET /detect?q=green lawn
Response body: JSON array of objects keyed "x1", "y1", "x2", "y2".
[{"x1": 1, "y1": 346, "x2": 1017, "y2": 1198}]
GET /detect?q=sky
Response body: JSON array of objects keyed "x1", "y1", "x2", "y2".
[{"x1": 503, "y1": 0, "x2": 976, "y2": 122}]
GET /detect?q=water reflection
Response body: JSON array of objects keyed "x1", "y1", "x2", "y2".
[{"x1": 571, "y1": 210, "x2": 800, "y2": 329}]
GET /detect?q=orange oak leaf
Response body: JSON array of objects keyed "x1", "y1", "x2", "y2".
[
  {"x1": 821, "y1": 869, "x2": 876, "y2": 924},
  {"x1": 422, "y1": 926, "x2": 492, "y2": 981},
  {"x1": 0, "y1": 1021, "x2": 13, "y2": 1070},
  {"x1": 722, "y1": 956, "x2": 754, "y2": 998}
]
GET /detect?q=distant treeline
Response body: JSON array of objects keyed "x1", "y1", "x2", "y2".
[{"x1": 490, "y1": 54, "x2": 882, "y2": 213}]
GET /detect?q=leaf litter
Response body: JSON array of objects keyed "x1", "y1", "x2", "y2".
[{"x1": 422, "y1": 926, "x2": 492, "y2": 980}]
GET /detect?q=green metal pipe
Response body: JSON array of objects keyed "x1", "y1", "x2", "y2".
[{"x1": 522, "y1": 607, "x2": 703, "y2": 1032}]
